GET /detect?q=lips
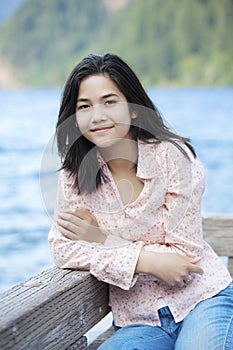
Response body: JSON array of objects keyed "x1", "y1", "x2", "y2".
[{"x1": 90, "y1": 125, "x2": 114, "y2": 132}]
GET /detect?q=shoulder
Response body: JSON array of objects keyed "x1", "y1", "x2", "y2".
[
  {"x1": 138, "y1": 140, "x2": 205, "y2": 189},
  {"x1": 154, "y1": 140, "x2": 204, "y2": 175},
  {"x1": 157, "y1": 140, "x2": 195, "y2": 160},
  {"x1": 139, "y1": 140, "x2": 195, "y2": 162},
  {"x1": 160, "y1": 141, "x2": 205, "y2": 184},
  {"x1": 137, "y1": 140, "x2": 194, "y2": 178}
]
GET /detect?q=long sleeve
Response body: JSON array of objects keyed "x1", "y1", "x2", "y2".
[
  {"x1": 48, "y1": 170, "x2": 144, "y2": 290},
  {"x1": 163, "y1": 142, "x2": 205, "y2": 257},
  {"x1": 144, "y1": 142, "x2": 205, "y2": 257},
  {"x1": 97, "y1": 142, "x2": 205, "y2": 259},
  {"x1": 48, "y1": 142, "x2": 205, "y2": 290}
]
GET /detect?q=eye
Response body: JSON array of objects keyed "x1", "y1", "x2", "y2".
[
  {"x1": 77, "y1": 104, "x2": 90, "y2": 111},
  {"x1": 105, "y1": 100, "x2": 116, "y2": 106}
]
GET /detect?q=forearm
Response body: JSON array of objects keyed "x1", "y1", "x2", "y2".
[
  {"x1": 49, "y1": 225, "x2": 144, "y2": 290},
  {"x1": 135, "y1": 248, "x2": 203, "y2": 286},
  {"x1": 48, "y1": 225, "x2": 99, "y2": 270},
  {"x1": 135, "y1": 249, "x2": 152, "y2": 274}
]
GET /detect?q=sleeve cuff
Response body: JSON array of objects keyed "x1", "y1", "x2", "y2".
[{"x1": 90, "y1": 241, "x2": 144, "y2": 290}]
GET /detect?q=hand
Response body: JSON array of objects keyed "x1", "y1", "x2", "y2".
[
  {"x1": 57, "y1": 208, "x2": 106, "y2": 244},
  {"x1": 136, "y1": 251, "x2": 203, "y2": 287}
]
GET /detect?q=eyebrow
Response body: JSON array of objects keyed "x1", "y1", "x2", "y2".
[
  {"x1": 77, "y1": 93, "x2": 119, "y2": 103},
  {"x1": 102, "y1": 93, "x2": 119, "y2": 99}
]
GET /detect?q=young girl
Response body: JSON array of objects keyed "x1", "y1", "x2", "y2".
[{"x1": 48, "y1": 53, "x2": 233, "y2": 349}]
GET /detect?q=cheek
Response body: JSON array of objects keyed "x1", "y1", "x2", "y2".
[
  {"x1": 114, "y1": 105, "x2": 132, "y2": 125},
  {"x1": 76, "y1": 115, "x2": 88, "y2": 134},
  {"x1": 118, "y1": 114, "x2": 132, "y2": 134},
  {"x1": 119, "y1": 121, "x2": 131, "y2": 133}
]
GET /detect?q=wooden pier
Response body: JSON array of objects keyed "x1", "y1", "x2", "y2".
[{"x1": 0, "y1": 216, "x2": 233, "y2": 349}]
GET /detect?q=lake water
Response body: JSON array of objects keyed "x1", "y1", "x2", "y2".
[{"x1": 0, "y1": 87, "x2": 233, "y2": 293}]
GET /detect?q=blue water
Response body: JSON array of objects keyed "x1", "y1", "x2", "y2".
[{"x1": 0, "y1": 87, "x2": 233, "y2": 293}]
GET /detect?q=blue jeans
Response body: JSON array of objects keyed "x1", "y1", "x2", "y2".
[{"x1": 98, "y1": 283, "x2": 233, "y2": 349}]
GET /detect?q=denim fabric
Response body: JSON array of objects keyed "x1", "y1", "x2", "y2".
[{"x1": 98, "y1": 283, "x2": 233, "y2": 350}]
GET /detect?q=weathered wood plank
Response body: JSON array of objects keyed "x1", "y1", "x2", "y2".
[
  {"x1": 87, "y1": 327, "x2": 114, "y2": 349},
  {"x1": 0, "y1": 216, "x2": 232, "y2": 349},
  {"x1": 68, "y1": 336, "x2": 87, "y2": 350},
  {"x1": 203, "y1": 216, "x2": 233, "y2": 257},
  {"x1": 0, "y1": 267, "x2": 110, "y2": 350}
]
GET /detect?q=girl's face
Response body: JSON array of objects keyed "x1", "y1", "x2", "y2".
[{"x1": 76, "y1": 74, "x2": 134, "y2": 149}]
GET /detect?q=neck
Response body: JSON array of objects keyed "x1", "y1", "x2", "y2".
[{"x1": 99, "y1": 139, "x2": 138, "y2": 174}]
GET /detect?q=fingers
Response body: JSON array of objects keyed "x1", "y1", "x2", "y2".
[
  {"x1": 189, "y1": 264, "x2": 204, "y2": 275},
  {"x1": 173, "y1": 256, "x2": 203, "y2": 286},
  {"x1": 187, "y1": 257, "x2": 204, "y2": 275},
  {"x1": 59, "y1": 212, "x2": 82, "y2": 225},
  {"x1": 184, "y1": 256, "x2": 204, "y2": 275},
  {"x1": 189, "y1": 257, "x2": 201, "y2": 264},
  {"x1": 74, "y1": 209, "x2": 99, "y2": 226},
  {"x1": 57, "y1": 221, "x2": 80, "y2": 241},
  {"x1": 59, "y1": 211, "x2": 91, "y2": 227},
  {"x1": 169, "y1": 275, "x2": 192, "y2": 288},
  {"x1": 173, "y1": 272, "x2": 195, "y2": 288},
  {"x1": 58, "y1": 216, "x2": 80, "y2": 233},
  {"x1": 57, "y1": 211, "x2": 86, "y2": 240},
  {"x1": 57, "y1": 209, "x2": 98, "y2": 241},
  {"x1": 183, "y1": 274, "x2": 193, "y2": 283},
  {"x1": 61, "y1": 209, "x2": 97, "y2": 224}
]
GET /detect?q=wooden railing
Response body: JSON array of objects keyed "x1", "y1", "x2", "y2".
[{"x1": 0, "y1": 216, "x2": 232, "y2": 350}]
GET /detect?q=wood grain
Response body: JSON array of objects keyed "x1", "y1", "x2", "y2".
[
  {"x1": 0, "y1": 268, "x2": 110, "y2": 349},
  {"x1": 0, "y1": 216, "x2": 232, "y2": 349}
]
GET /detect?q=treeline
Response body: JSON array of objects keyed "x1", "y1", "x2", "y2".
[{"x1": 0, "y1": 0, "x2": 232, "y2": 87}]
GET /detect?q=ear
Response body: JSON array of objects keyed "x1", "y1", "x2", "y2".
[{"x1": 131, "y1": 112, "x2": 137, "y2": 119}]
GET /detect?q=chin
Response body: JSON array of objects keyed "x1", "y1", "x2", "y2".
[{"x1": 96, "y1": 139, "x2": 118, "y2": 149}]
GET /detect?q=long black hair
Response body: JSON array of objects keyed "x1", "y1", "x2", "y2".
[{"x1": 56, "y1": 53, "x2": 195, "y2": 193}]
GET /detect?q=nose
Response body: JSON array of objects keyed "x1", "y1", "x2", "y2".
[{"x1": 91, "y1": 104, "x2": 107, "y2": 123}]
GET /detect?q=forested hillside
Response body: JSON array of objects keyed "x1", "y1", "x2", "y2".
[{"x1": 0, "y1": 0, "x2": 232, "y2": 87}]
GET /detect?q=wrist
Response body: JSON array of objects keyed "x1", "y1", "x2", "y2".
[{"x1": 136, "y1": 249, "x2": 151, "y2": 274}]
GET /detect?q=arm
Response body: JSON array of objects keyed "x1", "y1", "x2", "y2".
[
  {"x1": 136, "y1": 250, "x2": 202, "y2": 286},
  {"x1": 55, "y1": 206, "x2": 203, "y2": 287},
  {"x1": 136, "y1": 142, "x2": 205, "y2": 285},
  {"x1": 50, "y1": 142, "x2": 204, "y2": 288},
  {"x1": 112, "y1": 142, "x2": 205, "y2": 286},
  {"x1": 49, "y1": 224, "x2": 144, "y2": 290},
  {"x1": 160, "y1": 142, "x2": 205, "y2": 258},
  {"x1": 48, "y1": 170, "x2": 144, "y2": 290}
]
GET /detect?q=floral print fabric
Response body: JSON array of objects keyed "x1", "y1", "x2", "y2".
[{"x1": 48, "y1": 141, "x2": 232, "y2": 326}]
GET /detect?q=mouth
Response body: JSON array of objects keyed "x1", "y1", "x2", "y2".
[{"x1": 90, "y1": 125, "x2": 114, "y2": 133}]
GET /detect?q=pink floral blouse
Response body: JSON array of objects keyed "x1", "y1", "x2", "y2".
[{"x1": 48, "y1": 140, "x2": 232, "y2": 327}]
